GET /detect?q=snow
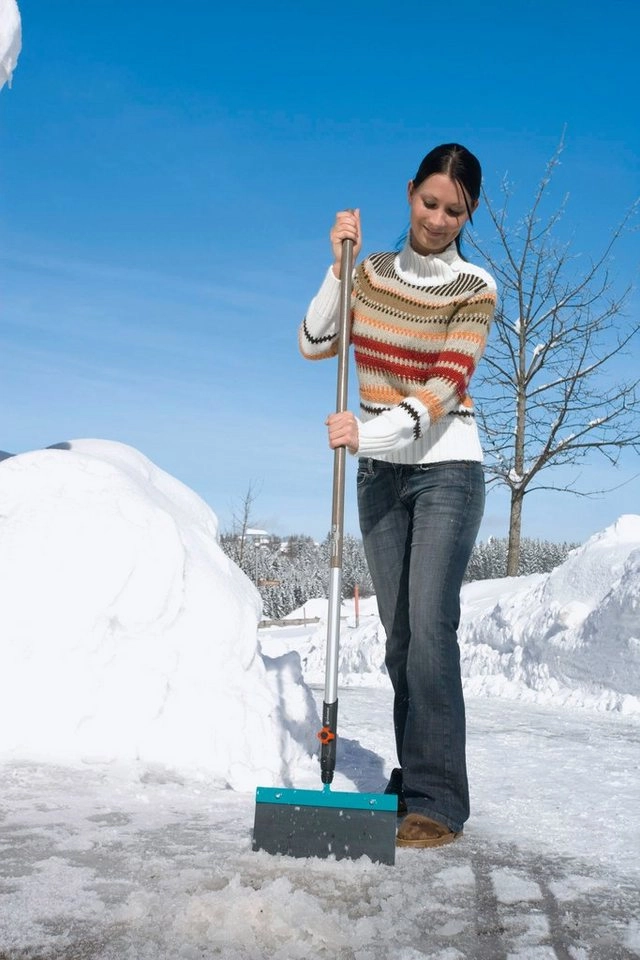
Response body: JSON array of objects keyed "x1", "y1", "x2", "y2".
[
  {"x1": 0, "y1": 440, "x2": 318, "y2": 788},
  {"x1": 0, "y1": 0, "x2": 21, "y2": 90},
  {"x1": 508, "y1": 467, "x2": 524, "y2": 485},
  {"x1": 1, "y1": 439, "x2": 639, "y2": 958},
  {"x1": 459, "y1": 516, "x2": 640, "y2": 713}
]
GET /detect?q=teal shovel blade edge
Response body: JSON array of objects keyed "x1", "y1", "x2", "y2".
[{"x1": 255, "y1": 785, "x2": 397, "y2": 812}]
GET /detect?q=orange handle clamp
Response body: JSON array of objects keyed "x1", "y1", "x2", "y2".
[{"x1": 317, "y1": 726, "x2": 336, "y2": 744}]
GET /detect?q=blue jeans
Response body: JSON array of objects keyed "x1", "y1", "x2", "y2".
[{"x1": 357, "y1": 458, "x2": 485, "y2": 833}]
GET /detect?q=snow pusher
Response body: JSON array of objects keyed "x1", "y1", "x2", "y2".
[{"x1": 252, "y1": 237, "x2": 398, "y2": 865}]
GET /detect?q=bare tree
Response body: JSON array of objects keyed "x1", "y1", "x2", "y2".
[
  {"x1": 221, "y1": 481, "x2": 260, "y2": 567},
  {"x1": 470, "y1": 140, "x2": 640, "y2": 575}
]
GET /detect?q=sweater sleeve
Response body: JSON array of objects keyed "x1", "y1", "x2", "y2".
[
  {"x1": 298, "y1": 267, "x2": 342, "y2": 360},
  {"x1": 356, "y1": 289, "x2": 497, "y2": 457}
]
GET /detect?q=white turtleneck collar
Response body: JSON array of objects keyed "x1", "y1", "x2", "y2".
[{"x1": 395, "y1": 239, "x2": 464, "y2": 287}]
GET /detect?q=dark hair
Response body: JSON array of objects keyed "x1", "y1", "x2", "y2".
[{"x1": 411, "y1": 143, "x2": 482, "y2": 255}]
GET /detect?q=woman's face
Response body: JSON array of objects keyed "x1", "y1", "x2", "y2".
[{"x1": 407, "y1": 173, "x2": 478, "y2": 255}]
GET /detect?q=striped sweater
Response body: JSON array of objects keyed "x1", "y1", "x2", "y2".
[{"x1": 299, "y1": 240, "x2": 497, "y2": 465}]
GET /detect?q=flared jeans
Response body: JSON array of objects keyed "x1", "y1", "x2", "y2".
[{"x1": 357, "y1": 458, "x2": 485, "y2": 833}]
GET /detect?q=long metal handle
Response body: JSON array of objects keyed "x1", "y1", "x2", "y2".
[
  {"x1": 330, "y1": 237, "x2": 354, "y2": 572},
  {"x1": 320, "y1": 237, "x2": 354, "y2": 786}
]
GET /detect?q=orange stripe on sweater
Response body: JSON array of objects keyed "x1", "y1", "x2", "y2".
[
  {"x1": 360, "y1": 382, "x2": 474, "y2": 408},
  {"x1": 416, "y1": 391, "x2": 445, "y2": 420},
  {"x1": 353, "y1": 312, "x2": 489, "y2": 348},
  {"x1": 361, "y1": 385, "x2": 447, "y2": 421},
  {"x1": 352, "y1": 310, "x2": 450, "y2": 341},
  {"x1": 299, "y1": 343, "x2": 338, "y2": 361}
]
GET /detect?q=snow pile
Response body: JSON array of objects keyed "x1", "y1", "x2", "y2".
[
  {"x1": 262, "y1": 517, "x2": 640, "y2": 713},
  {"x1": 0, "y1": 0, "x2": 21, "y2": 90},
  {"x1": 460, "y1": 515, "x2": 640, "y2": 713},
  {"x1": 278, "y1": 596, "x2": 388, "y2": 685},
  {"x1": 0, "y1": 440, "x2": 319, "y2": 787}
]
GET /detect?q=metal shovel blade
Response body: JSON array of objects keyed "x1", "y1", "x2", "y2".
[{"x1": 252, "y1": 786, "x2": 397, "y2": 865}]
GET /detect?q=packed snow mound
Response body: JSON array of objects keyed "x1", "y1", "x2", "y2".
[
  {"x1": 261, "y1": 517, "x2": 640, "y2": 713},
  {"x1": 263, "y1": 596, "x2": 389, "y2": 687},
  {"x1": 460, "y1": 515, "x2": 640, "y2": 712},
  {"x1": 0, "y1": 0, "x2": 21, "y2": 90},
  {"x1": 0, "y1": 440, "x2": 319, "y2": 787}
]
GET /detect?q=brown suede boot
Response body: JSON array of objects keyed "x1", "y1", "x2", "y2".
[{"x1": 396, "y1": 813, "x2": 463, "y2": 848}]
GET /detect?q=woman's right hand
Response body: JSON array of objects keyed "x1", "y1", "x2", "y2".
[{"x1": 330, "y1": 208, "x2": 362, "y2": 278}]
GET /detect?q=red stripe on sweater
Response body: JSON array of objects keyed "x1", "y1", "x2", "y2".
[
  {"x1": 356, "y1": 352, "x2": 471, "y2": 393},
  {"x1": 355, "y1": 346, "x2": 475, "y2": 377},
  {"x1": 352, "y1": 333, "x2": 476, "y2": 375},
  {"x1": 352, "y1": 332, "x2": 440, "y2": 365}
]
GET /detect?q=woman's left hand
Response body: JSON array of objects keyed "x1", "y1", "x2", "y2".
[{"x1": 326, "y1": 412, "x2": 359, "y2": 454}]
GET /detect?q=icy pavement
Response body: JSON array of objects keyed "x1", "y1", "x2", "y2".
[{"x1": 1, "y1": 692, "x2": 638, "y2": 960}]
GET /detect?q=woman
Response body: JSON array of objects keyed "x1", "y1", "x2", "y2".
[{"x1": 299, "y1": 143, "x2": 497, "y2": 848}]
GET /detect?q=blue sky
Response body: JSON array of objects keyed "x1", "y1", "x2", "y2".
[{"x1": 1, "y1": 0, "x2": 638, "y2": 543}]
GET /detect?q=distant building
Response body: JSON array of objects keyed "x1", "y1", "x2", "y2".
[{"x1": 244, "y1": 528, "x2": 271, "y2": 547}]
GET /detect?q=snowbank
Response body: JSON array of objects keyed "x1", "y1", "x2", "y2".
[
  {"x1": 274, "y1": 595, "x2": 387, "y2": 686},
  {"x1": 0, "y1": 440, "x2": 319, "y2": 787},
  {"x1": 0, "y1": 0, "x2": 21, "y2": 90},
  {"x1": 262, "y1": 517, "x2": 640, "y2": 713},
  {"x1": 460, "y1": 516, "x2": 640, "y2": 713}
]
